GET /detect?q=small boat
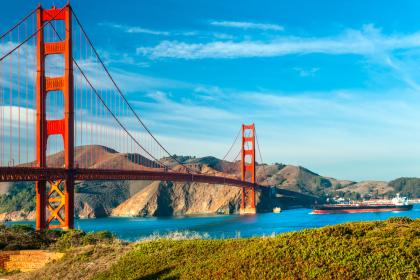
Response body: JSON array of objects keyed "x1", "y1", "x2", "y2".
[
  {"x1": 312, "y1": 193, "x2": 413, "y2": 214},
  {"x1": 272, "y1": 207, "x2": 281, "y2": 213}
]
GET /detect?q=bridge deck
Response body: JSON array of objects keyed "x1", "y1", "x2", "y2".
[
  {"x1": 0, "y1": 167, "x2": 317, "y2": 200},
  {"x1": 0, "y1": 167, "x2": 257, "y2": 188}
]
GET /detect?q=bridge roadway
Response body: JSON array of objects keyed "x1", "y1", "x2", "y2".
[
  {"x1": 0, "y1": 167, "x2": 315, "y2": 200},
  {"x1": 0, "y1": 167, "x2": 257, "y2": 187}
]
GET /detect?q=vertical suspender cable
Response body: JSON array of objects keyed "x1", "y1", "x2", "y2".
[
  {"x1": 100, "y1": 87, "x2": 103, "y2": 165},
  {"x1": 84, "y1": 36, "x2": 88, "y2": 168},
  {"x1": 25, "y1": 21, "x2": 29, "y2": 164},
  {"x1": 79, "y1": 26, "x2": 83, "y2": 165},
  {"x1": 0, "y1": 36, "x2": 3, "y2": 165},
  {"x1": 74, "y1": 25, "x2": 77, "y2": 156},
  {"x1": 255, "y1": 130, "x2": 267, "y2": 182},
  {"x1": 17, "y1": 25, "x2": 21, "y2": 165},
  {"x1": 9, "y1": 32, "x2": 13, "y2": 166},
  {"x1": 113, "y1": 90, "x2": 116, "y2": 163},
  {"x1": 32, "y1": 14, "x2": 36, "y2": 166},
  {"x1": 0, "y1": 8, "x2": 37, "y2": 41},
  {"x1": 118, "y1": 91, "x2": 121, "y2": 155},
  {"x1": 90, "y1": 46, "x2": 93, "y2": 167},
  {"x1": 50, "y1": 13, "x2": 174, "y2": 171}
]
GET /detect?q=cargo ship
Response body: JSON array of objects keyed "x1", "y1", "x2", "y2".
[{"x1": 312, "y1": 194, "x2": 413, "y2": 214}]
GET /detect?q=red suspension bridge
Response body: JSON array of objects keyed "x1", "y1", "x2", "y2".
[{"x1": 0, "y1": 4, "x2": 303, "y2": 231}]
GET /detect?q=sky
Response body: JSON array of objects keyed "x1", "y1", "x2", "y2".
[{"x1": 3, "y1": 0, "x2": 420, "y2": 181}]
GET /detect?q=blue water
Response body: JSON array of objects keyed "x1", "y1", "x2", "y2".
[{"x1": 9, "y1": 204, "x2": 420, "y2": 241}]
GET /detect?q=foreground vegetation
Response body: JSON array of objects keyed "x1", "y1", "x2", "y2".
[
  {"x1": 3, "y1": 217, "x2": 418, "y2": 280},
  {"x1": 0, "y1": 224, "x2": 115, "y2": 251}
]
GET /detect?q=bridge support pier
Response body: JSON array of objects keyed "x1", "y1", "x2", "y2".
[
  {"x1": 35, "y1": 178, "x2": 74, "y2": 231},
  {"x1": 35, "y1": 182, "x2": 46, "y2": 230},
  {"x1": 239, "y1": 207, "x2": 257, "y2": 215},
  {"x1": 64, "y1": 178, "x2": 74, "y2": 230}
]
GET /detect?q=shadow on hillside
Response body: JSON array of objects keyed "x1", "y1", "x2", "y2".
[{"x1": 135, "y1": 267, "x2": 178, "y2": 280}]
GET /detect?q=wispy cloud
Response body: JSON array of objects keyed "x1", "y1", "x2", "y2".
[
  {"x1": 133, "y1": 90, "x2": 237, "y2": 124},
  {"x1": 137, "y1": 24, "x2": 420, "y2": 59},
  {"x1": 98, "y1": 22, "x2": 170, "y2": 36},
  {"x1": 210, "y1": 20, "x2": 284, "y2": 31},
  {"x1": 293, "y1": 67, "x2": 319, "y2": 77},
  {"x1": 98, "y1": 22, "x2": 201, "y2": 37}
]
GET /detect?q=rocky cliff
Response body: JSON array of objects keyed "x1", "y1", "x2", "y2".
[{"x1": 112, "y1": 181, "x2": 243, "y2": 217}]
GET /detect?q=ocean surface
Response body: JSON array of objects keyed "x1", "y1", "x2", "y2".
[{"x1": 9, "y1": 204, "x2": 420, "y2": 241}]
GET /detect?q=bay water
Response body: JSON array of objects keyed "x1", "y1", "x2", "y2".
[{"x1": 8, "y1": 204, "x2": 420, "y2": 241}]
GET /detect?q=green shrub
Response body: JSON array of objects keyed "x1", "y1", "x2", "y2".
[
  {"x1": 10, "y1": 224, "x2": 34, "y2": 232},
  {"x1": 51, "y1": 230, "x2": 114, "y2": 251},
  {"x1": 0, "y1": 225, "x2": 114, "y2": 251},
  {"x1": 0, "y1": 182, "x2": 35, "y2": 213},
  {"x1": 386, "y1": 216, "x2": 413, "y2": 224}
]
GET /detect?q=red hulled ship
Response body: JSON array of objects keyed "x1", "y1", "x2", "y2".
[{"x1": 312, "y1": 194, "x2": 413, "y2": 214}]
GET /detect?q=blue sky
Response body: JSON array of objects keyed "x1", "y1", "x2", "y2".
[{"x1": 4, "y1": 0, "x2": 420, "y2": 181}]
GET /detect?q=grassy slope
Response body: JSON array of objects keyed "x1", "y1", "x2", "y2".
[
  {"x1": 92, "y1": 217, "x2": 419, "y2": 280},
  {"x1": 8, "y1": 218, "x2": 419, "y2": 280}
]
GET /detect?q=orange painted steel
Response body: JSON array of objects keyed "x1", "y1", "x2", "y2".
[
  {"x1": 241, "y1": 124, "x2": 256, "y2": 211},
  {"x1": 35, "y1": 5, "x2": 74, "y2": 230},
  {"x1": 35, "y1": 6, "x2": 46, "y2": 231},
  {"x1": 46, "y1": 180, "x2": 66, "y2": 228},
  {"x1": 0, "y1": 167, "x2": 255, "y2": 188},
  {"x1": 0, "y1": 167, "x2": 316, "y2": 200}
]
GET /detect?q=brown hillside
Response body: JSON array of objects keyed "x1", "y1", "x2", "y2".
[{"x1": 5, "y1": 145, "x2": 410, "y2": 220}]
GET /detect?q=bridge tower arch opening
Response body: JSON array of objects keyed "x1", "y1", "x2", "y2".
[
  {"x1": 35, "y1": 5, "x2": 74, "y2": 230},
  {"x1": 240, "y1": 123, "x2": 257, "y2": 214}
]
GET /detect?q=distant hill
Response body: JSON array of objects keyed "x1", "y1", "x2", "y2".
[
  {"x1": 388, "y1": 178, "x2": 420, "y2": 198},
  {"x1": 0, "y1": 145, "x2": 419, "y2": 221}
]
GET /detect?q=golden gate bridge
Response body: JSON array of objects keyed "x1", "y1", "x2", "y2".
[{"x1": 0, "y1": 4, "x2": 307, "y2": 231}]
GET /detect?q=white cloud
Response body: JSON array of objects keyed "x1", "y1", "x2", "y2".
[
  {"x1": 98, "y1": 22, "x2": 170, "y2": 36},
  {"x1": 137, "y1": 25, "x2": 420, "y2": 59},
  {"x1": 98, "y1": 23, "x2": 200, "y2": 38},
  {"x1": 72, "y1": 53, "x2": 192, "y2": 93},
  {"x1": 210, "y1": 20, "x2": 284, "y2": 31},
  {"x1": 132, "y1": 90, "x2": 238, "y2": 124},
  {"x1": 212, "y1": 33, "x2": 235, "y2": 40}
]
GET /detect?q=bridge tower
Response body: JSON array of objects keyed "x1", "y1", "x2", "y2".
[
  {"x1": 240, "y1": 124, "x2": 256, "y2": 214},
  {"x1": 35, "y1": 5, "x2": 74, "y2": 230}
]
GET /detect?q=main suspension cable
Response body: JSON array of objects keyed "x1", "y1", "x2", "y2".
[
  {"x1": 47, "y1": 22, "x2": 169, "y2": 170},
  {"x1": 0, "y1": 5, "x2": 67, "y2": 62},
  {"x1": 222, "y1": 127, "x2": 241, "y2": 161},
  {"x1": 0, "y1": 7, "x2": 37, "y2": 41},
  {"x1": 70, "y1": 7, "x2": 197, "y2": 173},
  {"x1": 255, "y1": 130, "x2": 267, "y2": 181}
]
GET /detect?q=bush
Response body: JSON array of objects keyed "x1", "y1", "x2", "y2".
[
  {"x1": 0, "y1": 182, "x2": 35, "y2": 213},
  {"x1": 0, "y1": 225, "x2": 114, "y2": 251},
  {"x1": 10, "y1": 224, "x2": 34, "y2": 232},
  {"x1": 51, "y1": 230, "x2": 114, "y2": 251},
  {"x1": 0, "y1": 224, "x2": 52, "y2": 250},
  {"x1": 386, "y1": 216, "x2": 413, "y2": 224}
]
